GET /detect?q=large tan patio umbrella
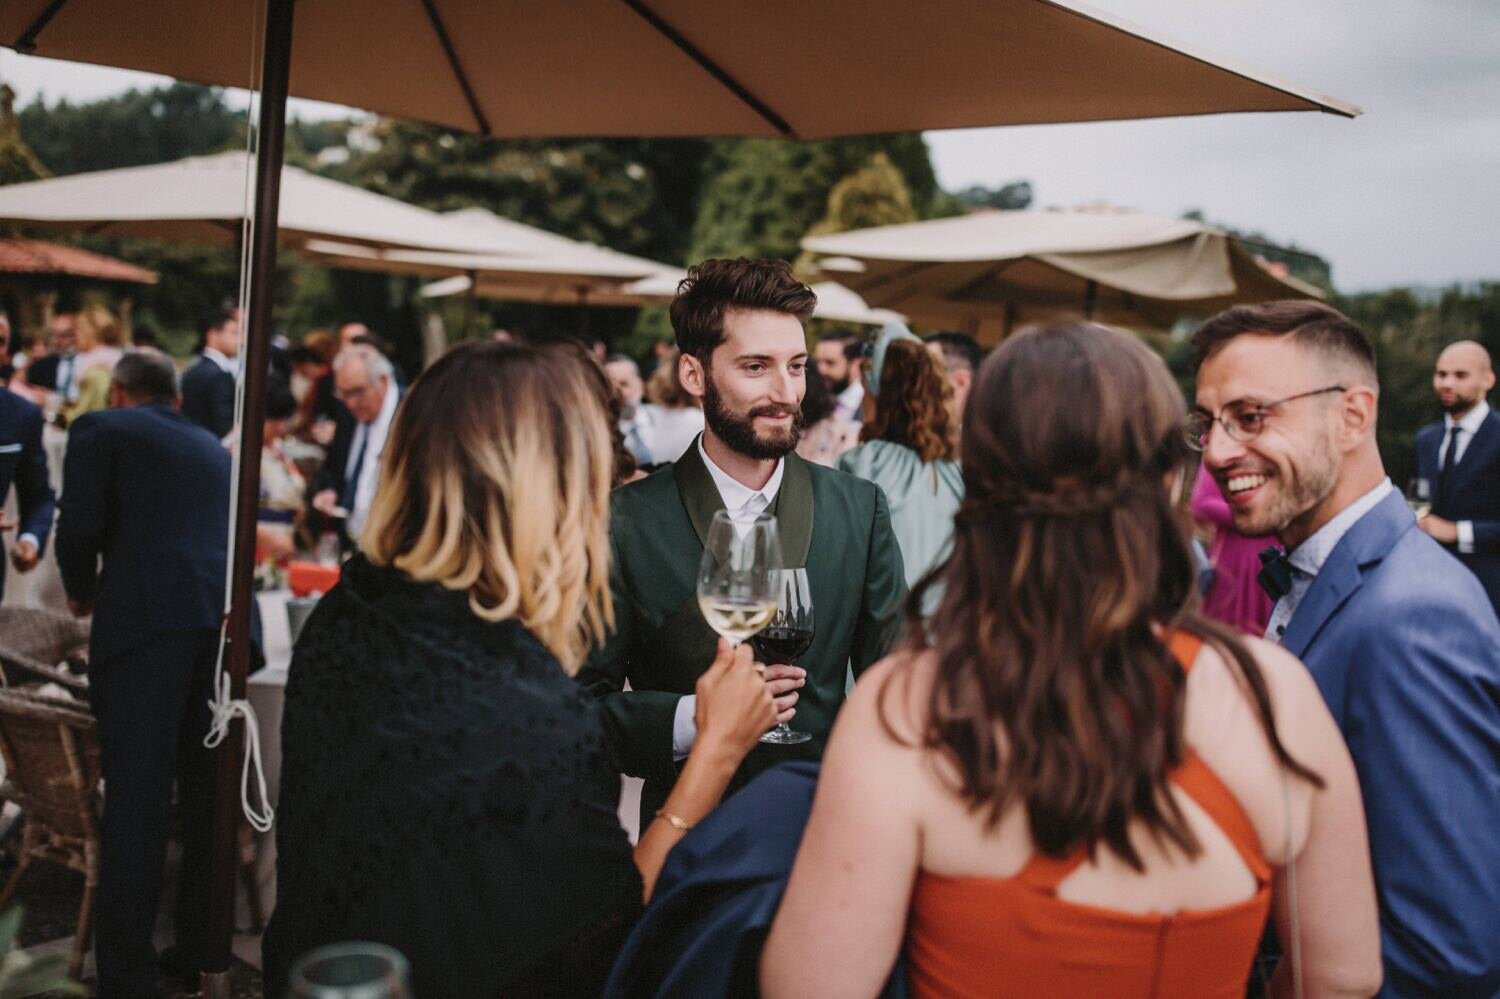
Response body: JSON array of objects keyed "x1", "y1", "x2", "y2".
[
  {"x1": 1, "y1": 2, "x2": 1358, "y2": 139},
  {"x1": 1, "y1": 2, "x2": 1358, "y2": 989},
  {"x1": 803, "y1": 207, "x2": 1325, "y2": 343},
  {"x1": 0, "y1": 150, "x2": 509, "y2": 252}
]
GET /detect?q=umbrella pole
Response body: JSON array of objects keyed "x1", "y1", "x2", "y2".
[
  {"x1": 1083, "y1": 279, "x2": 1098, "y2": 320},
  {"x1": 201, "y1": 0, "x2": 294, "y2": 993},
  {"x1": 464, "y1": 268, "x2": 477, "y2": 337}
]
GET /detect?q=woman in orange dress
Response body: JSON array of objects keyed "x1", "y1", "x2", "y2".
[{"x1": 762, "y1": 321, "x2": 1382, "y2": 998}]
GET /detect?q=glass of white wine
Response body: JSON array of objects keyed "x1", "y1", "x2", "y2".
[{"x1": 697, "y1": 510, "x2": 781, "y2": 648}]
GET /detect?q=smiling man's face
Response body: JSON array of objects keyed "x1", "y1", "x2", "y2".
[
  {"x1": 686, "y1": 308, "x2": 808, "y2": 461},
  {"x1": 1195, "y1": 334, "x2": 1343, "y2": 544}
]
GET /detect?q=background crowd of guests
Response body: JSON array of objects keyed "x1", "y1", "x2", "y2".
[{"x1": 1, "y1": 257, "x2": 1498, "y2": 998}]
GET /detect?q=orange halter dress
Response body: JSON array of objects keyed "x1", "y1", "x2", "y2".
[{"x1": 906, "y1": 633, "x2": 1272, "y2": 999}]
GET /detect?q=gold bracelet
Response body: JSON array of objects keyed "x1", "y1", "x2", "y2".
[{"x1": 655, "y1": 809, "x2": 694, "y2": 832}]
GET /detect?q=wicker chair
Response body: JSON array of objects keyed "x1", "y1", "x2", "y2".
[
  {"x1": 0, "y1": 688, "x2": 101, "y2": 977},
  {"x1": 0, "y1": 608, "x2": 90, "y2": 696}
]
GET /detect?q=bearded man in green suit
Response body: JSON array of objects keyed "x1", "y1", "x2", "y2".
[{"x1": 580, "y1": 258, "x2": 907, "y2": 827}]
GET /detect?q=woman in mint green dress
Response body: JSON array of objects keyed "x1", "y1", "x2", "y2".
[{"x1": 838, "y1": 325, "x2": 963, "y2": 590}]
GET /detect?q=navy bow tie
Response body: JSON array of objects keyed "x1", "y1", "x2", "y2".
[{"x1": 1257, "y1": 546, "x2": 1294, "y2": 602}]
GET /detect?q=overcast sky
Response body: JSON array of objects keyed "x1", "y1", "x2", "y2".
[{"x1": 1, "y1": 0, "x2": 1496, "y2": 292}]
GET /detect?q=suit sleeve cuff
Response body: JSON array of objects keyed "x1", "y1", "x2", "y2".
[
  {"x1": 672, "y1": 695, "x2": 697, "y2": 762},
  {"x1": 1458, "y1": 520, "x2": 1475, "y2": 553},
  {"x1": 17, "y1": 533, "x2": 39, "y2": 551}
]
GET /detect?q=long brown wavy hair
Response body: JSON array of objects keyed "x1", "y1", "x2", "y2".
[
  {"x1": 862, "y1": 338, "x2": 957, "y2": 462},
  {"x1": 896, "y1": 321, "x2": 1320, "y2": 869}
]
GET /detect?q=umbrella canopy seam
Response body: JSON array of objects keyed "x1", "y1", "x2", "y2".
[
  {"x1": 617, "y1": 0, "x2": 795, "y2": 137},
  {"x1": 418, "y1": 0, "x2": 492, "y2": 135}
]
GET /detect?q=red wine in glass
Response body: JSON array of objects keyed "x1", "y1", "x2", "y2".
[{"x1": 752, "y1": 626, "x2": 813, "y2": 666}]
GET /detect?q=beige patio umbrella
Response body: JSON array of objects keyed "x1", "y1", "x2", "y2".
[
  {"x1": 0, "y1": 4, "x2": 1358, "y2": 988},
  {"x1": 0, "y1": 1, "x2": 1358, "y2": 138},
  {"x1": 0, "y1": 150, "x2": 509, "y2": 252},
  {"x1": 803, "y1": 207, "x2": 1325, "y2": 342}
]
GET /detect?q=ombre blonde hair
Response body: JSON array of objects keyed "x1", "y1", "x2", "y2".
[{"x1": 360, "y1": 341, "x2": 615, "y2": 673}]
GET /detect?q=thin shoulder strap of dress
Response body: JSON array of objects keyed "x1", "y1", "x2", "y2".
[
  {"x1": 1169, "y1": 630, "x2": 1273, "y2": 883},
  {"x1": 1016, "y1": 630, "x2": 1269, "y2": 891}
]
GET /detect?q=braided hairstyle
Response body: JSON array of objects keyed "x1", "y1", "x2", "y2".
[{"x1": 892, "y1": 321, "x2": 1320, "y2": 869}]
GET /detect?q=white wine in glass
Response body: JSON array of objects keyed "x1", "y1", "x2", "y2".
[
  {"x1": 697, "y1": 595, "x2": 778, "y2": 643},
  {"x1": 696, "y1": 510, "x2": 782, "y2": 646}
]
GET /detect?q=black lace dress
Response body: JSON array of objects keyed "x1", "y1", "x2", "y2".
[{"x1": 263, "y1": 556, "x2": 641, "y2": 997}]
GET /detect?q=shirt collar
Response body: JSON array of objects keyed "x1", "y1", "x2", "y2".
[
  {"x1": 202, "y1": 346, "x2": 237, "y2": 374},
  {"x1": 1287, "y1": 478, "x2": 1394, "y2": 576},
  {"x1": 1446, "y1": 399, "x2": 1490, "y2": 435},
  {"x1": 697, "y1": 435, "x2": 783, "y2": 514}
]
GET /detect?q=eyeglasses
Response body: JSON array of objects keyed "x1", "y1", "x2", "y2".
[{"x1": 1185, "y1": 385, "x2": 1345, "y2": 451}]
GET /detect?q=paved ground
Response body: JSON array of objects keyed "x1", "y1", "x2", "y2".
[{"x1": 0, "y1": 853, "x2": 264, "y2": 997}]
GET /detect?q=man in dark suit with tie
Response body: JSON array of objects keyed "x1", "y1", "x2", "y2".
[
  {"x1": 310, "y1": 344, "x2": 401, "y2": 547},
  {"x1": 1191, "y1": 301, "x2": 1500, "y2": 997},
  {"x1": 56, "y1": 349, "x2": 231, "y2": 997},
  {"x1": 1413, "y1": 340, "x2": 1500, "y2": 615},
  {"x1": 0, "y1": 322, "x2": 56, "y2": 599},
  {"x1": 22, "y1": 312, "x2": 78, "y2": 404},
  {"x1": 179, "y1": 308, "x2": 241, "y2": 440}
]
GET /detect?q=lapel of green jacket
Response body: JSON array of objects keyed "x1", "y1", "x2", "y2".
[{"x1": 672, "y1": 442, "x2": 814, "y2": 568}]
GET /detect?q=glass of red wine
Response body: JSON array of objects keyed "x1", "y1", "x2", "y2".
[{"x1": 753, "y1": 567, "x2": 814, "y2": 745}]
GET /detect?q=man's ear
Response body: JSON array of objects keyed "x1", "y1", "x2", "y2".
[
  {"x1": 680, "y1": 352, "x2": 705, "y2": 399},
  {"x1": 1338, "y1": 385, "x2": 1378, "y2": 449}
]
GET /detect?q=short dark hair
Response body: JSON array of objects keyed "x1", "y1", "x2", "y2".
[
  {"x1": 112, "y1": 349, "x2": 178, "y2": 403},
  {"x1": 265, "y1": 374, "x2": 297, "y2": 421},
  {"x1": 198, "y1": 307, "x2": 236, "y2": 337},
  {"x1": 1190, "y1": 301, "x2": 1377, "y2": 384},
  {"x1": 925, "y1": 331, "x2": 983, "y2": 373},
  {"x1": 670, "y1": 258, "x2": 817, "y2": 364}
]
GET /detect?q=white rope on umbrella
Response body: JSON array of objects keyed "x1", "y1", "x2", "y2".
[{"x1": 203, "y1": 0, "x2": 274, "y2": 834}]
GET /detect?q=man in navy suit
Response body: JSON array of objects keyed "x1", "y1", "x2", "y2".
[
  {"x1": 1413, "y1": 340, "x2": 1500, "y2": 615},
  {"x1": 179, "y1": 307, "x2": 241, "y2": 440},
  {"x1": 1191, "y1": 301, "x2": 1500, "y2": 997},
  {"x1": 0, "y1": 322, "x2": 56, "y2": 600},
  {"x1": 56, "y1": 349, "x2": 231, "y2": 997}
]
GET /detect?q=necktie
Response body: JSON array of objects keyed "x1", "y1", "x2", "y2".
[
  {"x1": 1437, "y1": 424, "x2": 1461, "y2": 505},
  {"x1": 1257, "y1": 546, "x2": 1295, "y2": 602},
  {"x1": 339, "y1": 429, "x2": 369, "y2": 513}
]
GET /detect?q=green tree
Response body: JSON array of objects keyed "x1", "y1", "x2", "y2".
[
  {"x1": 687, "y1": 133, "x2": 943, "y2": 263},
  {"x1": 796, "y1": 152, "x2": 917, "y2": 277},
  {"x1": 0, "y1": 85, "x2": 49, "y2": 185},
  {"x1": 952, "y1": 180, "x2": 1033, "y2": 211},
  {"x1": 17, "y1": 83, "x2": 240, "y2": 176}
]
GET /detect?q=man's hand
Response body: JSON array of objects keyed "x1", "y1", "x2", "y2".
[
  {"x1": 0, "y1": 513, "x2": 14, "y2": 532},
  {"x1": 763, "y1": 663, "x2": 807, "y2": 726},
  {"x1": 67, "y1": 598, "x2": 93, "y2": 618},
  {"x1": 311, "y1": 489, "x2": 343, "y2": 518},
  {"x1": 9, "y1": 537, "x2": 38, "y2": 573},
  {"x1": 1418, "y1": 513, "x2": 1459, "y2": 544}
]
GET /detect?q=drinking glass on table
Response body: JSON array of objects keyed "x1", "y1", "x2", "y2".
[{"x1": 752, "y1": 567, "x2": 814, "y2": 745}]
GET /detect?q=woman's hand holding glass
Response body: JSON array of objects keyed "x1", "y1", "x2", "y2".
[{"x1": 693, "y1": 637, "x2": 780, "y2": 764}]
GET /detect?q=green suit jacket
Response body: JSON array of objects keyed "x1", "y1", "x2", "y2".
[{"x1": 578, "y1": 443, "x2": 906, "y2": 824}]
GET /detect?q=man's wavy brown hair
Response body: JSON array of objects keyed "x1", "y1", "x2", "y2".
[
  {"x1": 862, "y1": 339, "x2": 957, "y2": 463},
  {"x1": 893, "y1": 321, "x2": 1320, "y2": 869}
]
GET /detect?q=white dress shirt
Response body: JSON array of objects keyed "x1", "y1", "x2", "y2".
[
  {"x1": 1440, "y1": 400, "x2": 1489, "y2": 553},
  {"x1": 1265, "y1": 478, "x2": 1394, "y2": 642},
  {"x1": 672, "y1": 439, "x2": 785, "y2": 759},
  {"x1": 345, "y1": 380, "x2": 400, "y2": 542}
]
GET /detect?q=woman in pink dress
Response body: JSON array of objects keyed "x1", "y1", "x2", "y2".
[{"x1": 1190, "y1": 463, "x2": 1277, "y2": 635}]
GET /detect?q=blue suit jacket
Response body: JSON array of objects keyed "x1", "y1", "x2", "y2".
[
  {"x1": 0, "y1": 389, "x2": 56, "y2": 600},
  {"x1": 1415, "y1": 407, "x2": 1500, "y2": 614},
  {"x1": 1283, "y1": 489, "x2": 1500, "y2": 997},
  {"x1": 55, "y1": 403, "x2": 231, "y2": 665},
  {"x1": 606, "y1": 762, "x2": 906, "y2": 999},
  {"x1": 179, "y1": 354, "x2": 236, "y2": 440}
]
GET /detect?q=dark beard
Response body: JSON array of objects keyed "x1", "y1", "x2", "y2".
[{"x1": 703, "y1": 371, "x2": 803, "y2": 461}]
